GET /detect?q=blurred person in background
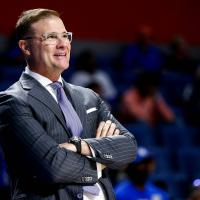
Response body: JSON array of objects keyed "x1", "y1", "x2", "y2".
[
  {"x1": 115, "y1": 147, "x2": 169, "y2": 200},
  {"x1": 120, "y1": 71, "x2": 175, "y2": 127},
  {"x1": 122, "y1": 25, "x2": 163, "y2": 85},
  {"x1": 188, "y1": 185, "x2": 200, "y2": 200},
  {"x1": 165, "y1": 36, "x2": 198, "y2": 75},
  {"x1": 182, "y1": 66, "x2": 200, "y2": 126},
  {"x1": 70, "y1": 50, "x2": 117, "y2": 102}
]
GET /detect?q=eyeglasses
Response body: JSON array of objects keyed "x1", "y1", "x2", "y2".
[{"x1": 23, "y1": 32, "x2": 72, "y2": 45}]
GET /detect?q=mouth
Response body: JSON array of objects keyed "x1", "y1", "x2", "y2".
[{"x1": 54, "y1": 53, "x2": 67, "y2": 57}]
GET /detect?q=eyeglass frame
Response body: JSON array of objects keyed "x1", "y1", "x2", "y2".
[{"x1": 22, "y1": 32, "x2": 73, "y2": 44}]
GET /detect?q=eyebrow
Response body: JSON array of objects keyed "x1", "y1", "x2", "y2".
[{"x1": 47, "y1": 31, "x2": 68, "y2": 34}]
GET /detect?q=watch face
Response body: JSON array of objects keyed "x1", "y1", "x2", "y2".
[
  {"x1": 73, "y1": 136, "x2": 79, "y2": 142},
  {"x1": 71, "y1": 136, "x2": 80, "y2": 142}
]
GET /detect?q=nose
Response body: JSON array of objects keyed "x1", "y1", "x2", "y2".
[{"x1": 56, "y1": 38, "x2": 71, "y2": 49}]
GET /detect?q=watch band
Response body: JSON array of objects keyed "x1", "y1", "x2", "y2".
[{"x1": 69, "y1": 136, "x2": 82, "y2": 154}]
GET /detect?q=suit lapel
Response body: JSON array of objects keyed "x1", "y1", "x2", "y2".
[
  {"x1": 20, "y1": 73, "x2": 71, "y2": 136},
  {"x1": 63, "y1": 82, "x2": 88, "y2": 138}
]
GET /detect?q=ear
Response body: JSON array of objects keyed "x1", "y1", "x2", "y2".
[{"x1": 18, "y1": 40, "x2": 31, "y2": 56}]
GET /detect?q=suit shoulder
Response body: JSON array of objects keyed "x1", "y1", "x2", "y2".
[
  {"x1": 67, "y1": 83, "x2": 99, "y2": 98},
  {"x1": 0, "y1": 81, "x2": 27, "y2": 104}
]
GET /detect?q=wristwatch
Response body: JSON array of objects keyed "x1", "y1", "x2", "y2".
[{"x1": 69, "y1": 136, "x2": 82, "y2": 154}]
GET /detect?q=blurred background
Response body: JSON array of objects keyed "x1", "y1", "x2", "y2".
[{"x1": 0, "y1": 0, "x2": 200, "y2": 199}]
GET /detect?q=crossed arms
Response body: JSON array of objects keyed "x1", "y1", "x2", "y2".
[
  {"x1": 0, "y1": 91, "x2": 137, "y2": 185},
  {"x1": 59, "y1": 120, "x2": 120, "y2": 157}
]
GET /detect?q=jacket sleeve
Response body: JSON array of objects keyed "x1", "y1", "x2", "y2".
[
  {"x1": 0, "y1": 94, "x2": 98, "y2": 185},
  {"x1": 83, "y1": 92, "x2": 137, "y2": 169}
]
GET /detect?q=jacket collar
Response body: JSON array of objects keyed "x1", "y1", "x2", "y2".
[{"x1": 19, "y1": 72, "x2": 72, "y2": 136}]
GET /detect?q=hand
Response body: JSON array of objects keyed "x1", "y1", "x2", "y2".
[{"x1": 96, "y1": 120, "x2": 120, "y2": 138}]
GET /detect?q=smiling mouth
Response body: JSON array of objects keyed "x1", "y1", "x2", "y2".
[{"x1": 54, "y1": 53, "x2": 66, "y2": 57}]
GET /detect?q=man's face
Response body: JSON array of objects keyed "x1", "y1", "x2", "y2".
[{"x1": 22, "y1": 16, "x2": 71, "y2": 78}]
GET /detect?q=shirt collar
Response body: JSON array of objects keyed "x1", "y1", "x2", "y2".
[{"x1": 24, "y1": 66, "x2": 63, "y2": 87}]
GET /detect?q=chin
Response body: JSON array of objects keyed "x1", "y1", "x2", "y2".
[
  {"x1": 55, "y1": 60, "x2": 69, "y2": 69},
  {"x1": 59, "y1": 64, "x2": 69, "y2": 72}
]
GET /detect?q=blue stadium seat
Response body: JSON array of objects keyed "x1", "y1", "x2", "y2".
[
  {"x1": 149, "y1": 147, "x2": 172, "y2": 174},
  {"x1": 125, "y1": 122, "x2": 156, "y2": 147},
  {"x1": 159, "y1": 123, "x2": 193, "y2": 148},
  {"x1": 160, "y1": 72, "x2": 193, "y2": 106},
  {"x1": 177, "y1": 147, "x2": 200, "y2": 178}
]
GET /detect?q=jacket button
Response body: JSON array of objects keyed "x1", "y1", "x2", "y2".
[
  {"x1": 104, "y1": 154, "x2": 112, "y2": 159},
  {"x1": 82, "y1": 176, "x2": 93, "y2": 182}
]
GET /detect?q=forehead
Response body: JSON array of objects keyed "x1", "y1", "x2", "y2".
[{"x1": 30, "y1": 16, "x2": 67, "y2": 34}]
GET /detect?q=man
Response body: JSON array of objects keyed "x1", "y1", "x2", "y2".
[{"x1": 0, "y1": 8, "x2": 137, "y2": 200}]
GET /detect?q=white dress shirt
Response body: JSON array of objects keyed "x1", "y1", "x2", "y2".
[{"x1": 24, "y1": 67, "x2": 105, "y2": 200}]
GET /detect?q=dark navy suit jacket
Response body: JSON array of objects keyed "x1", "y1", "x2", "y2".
[{"x1": 0, "y1": 72, "x2": 137, "y2": 200}]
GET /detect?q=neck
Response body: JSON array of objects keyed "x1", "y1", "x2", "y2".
[{"x1": 29, "y1": 67, "x2": 61, "y2": 82}]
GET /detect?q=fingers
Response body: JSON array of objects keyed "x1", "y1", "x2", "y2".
[
  {"x1": 107, "y1": 122, "x2": 116, "y2": 136},
  {"x1": 114, "y1": 129, "x2": 120, "y2": 135},
  {"x1": 96, "y1": 121, "x2": 105, "y2": 138},
  {"x1": 101, "y1": 120, "x2": 112, "y2": 137},
  {"x1": 96, "y1": 120, "x2": 120, "y2": 138}
]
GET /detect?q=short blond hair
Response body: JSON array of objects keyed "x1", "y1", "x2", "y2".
[{"x1": 15, "y1": 8, "x2": 60, "y2": 41}]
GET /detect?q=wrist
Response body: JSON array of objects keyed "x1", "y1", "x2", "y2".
[
  {"x1": 59, "y1": 142, "x2": 77, "y2": 152},
  {"x1": 81, "y1": 140, "x2": 92, "y2": 156},
  {"x1": 69, "y1": 136, "x2": 82, "y2": 154}
]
